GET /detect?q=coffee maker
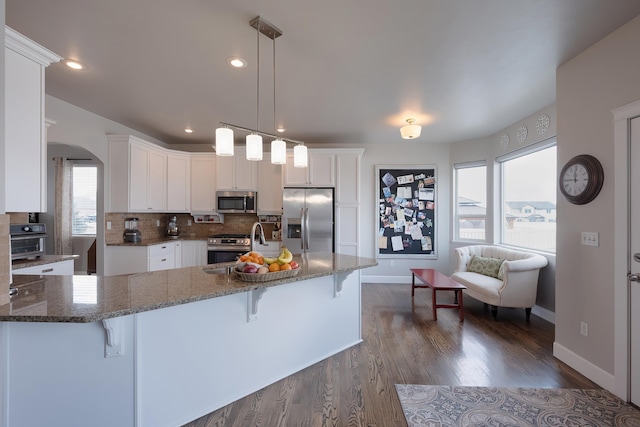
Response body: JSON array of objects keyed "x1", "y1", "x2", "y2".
[{"x1": 123, "y1": 217, "x2": 142, "y2": 243}]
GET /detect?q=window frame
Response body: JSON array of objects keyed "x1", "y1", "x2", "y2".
[
  {"x1": 497, "y1": 138, "x2": 557, "y2": 254},
  {"x1": 453, "y1": 160, "x2": 487, "y2": 243}
]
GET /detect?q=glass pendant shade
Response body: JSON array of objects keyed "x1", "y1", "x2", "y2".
[
  {"x1": 400, "y1": 119, "x2": 422, "y2": 140},
  {"x1": 215, "y1": 127, "x2": 234, "y2": 156},
  {"x1": 246, "y1": 134, "x2": 263, "y2": 161},
  {"x1": 293, "y1": 144, "x2": 308, "y2": 168},
  {"x1": 271, "y1": 139, "x2": 287, "y2": 165}
]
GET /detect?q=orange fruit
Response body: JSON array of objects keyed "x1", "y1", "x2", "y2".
[
  {"x1": 280, "y1": 263, "x2": 292, "y2": 270},
  {"x1": 269, "y1": 263, "x2": 280, "y2": 272}
]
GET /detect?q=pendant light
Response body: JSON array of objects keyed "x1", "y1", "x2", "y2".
[
  {"x1": 268, "y1": 20, "x2": 288, "y2": 165},
  {"x1": 215, "y1": 126, "x2": 234, "y2": 156},
  {"x1": 294, "y1": 144, "x2": 308, "y2": 168},
  {"x1": 246, "y1": 19, "x2": 263, "y2": 161}
]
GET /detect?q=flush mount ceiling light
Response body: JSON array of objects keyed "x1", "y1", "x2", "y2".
[
  {"x1": 214, "y1": 16, "x2": 308, "y2": 168},
  {"x1": 400, "y1": 118, "x2": 422, "y2": 140},
  {"x1": 62, "y1": 59, "x2": 87, "y2": 70},
  {"x1": 184, "y1": 128, "x2": 193, "y2": 133},
  {"x1": 226, "y1": 57, "x2": 247, "y2": 68}
]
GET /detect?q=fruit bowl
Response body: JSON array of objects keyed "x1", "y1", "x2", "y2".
[{"x1": 234, "y1": 267, "x2": 300, "y2": 282}]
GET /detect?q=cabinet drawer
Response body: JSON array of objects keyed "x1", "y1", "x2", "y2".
[
  {"x1": 148, "y1": 253, "x2": 175, "y2": 272},
  {"x1": 13, "y1": 260, "x2": 75, "y2": 276},
  {"x1": 149, "y1": 243, "x2": 174, "y2": 257}
]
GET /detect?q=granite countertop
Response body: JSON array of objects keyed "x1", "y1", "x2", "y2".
[
  {"x1": 107, "y1": 236, "x2": 208, "y2": 247},
  {"x1": 1, "y1": 253, "x2": 377, "y2": 324},
  {"x1": 12, "y1": 255, "x2": 79, "y2": 270}
]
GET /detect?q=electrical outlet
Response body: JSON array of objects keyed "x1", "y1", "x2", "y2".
[
  {"x1": 390, "y1": 260, "x2": 395, "y2": 267},
  {"x1": 580, "y1": 321, "x2": 589, "y2": 336},
  {"x1": 107, "y1": 221, "x2": 112, "y2": 230},
  {"x1": 581, "y1": 232, "x2": 599, "y2": 247},
  {"x1": 156, "y1": 220, "x2": 160, "y2": 227},
  {"x1": 187, "y1": 219, "x2": 192, "y2": 226}
]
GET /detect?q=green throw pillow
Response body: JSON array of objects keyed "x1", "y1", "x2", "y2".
[{"x1": 467, "y1": 255, "x2": 505, "y2": 279}]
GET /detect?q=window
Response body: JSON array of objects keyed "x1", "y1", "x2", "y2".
[
  {"x1": 499, "y1": 142, "x2": 556, "y2": 252},
  {"x1": 72, "y1": 165, "x2": 97, "y2": 236},
  {"x1": 454, "y1": 162, "x2": 486, "y2": 241}
]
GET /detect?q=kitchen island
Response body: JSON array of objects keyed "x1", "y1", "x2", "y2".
[{"x1": 0, "y1": 253, "x2": 376, "y2": 427}]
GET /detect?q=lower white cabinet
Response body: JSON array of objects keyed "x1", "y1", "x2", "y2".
[
  {"x1": 105, "y1": 240, "x2": 206, "y2": 275},
  {"x1": 13, "y1": 259, "x2": 75, "y2": 276},
  {"x1": 180, "y1": 241, "x2": 207, "y2": 267}
]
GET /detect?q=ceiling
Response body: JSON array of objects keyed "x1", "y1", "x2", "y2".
[{"x1": 6, "y1": 1, "x2": 640, "y2": 147}]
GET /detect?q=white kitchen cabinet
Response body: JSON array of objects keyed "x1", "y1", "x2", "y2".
[
  {"x1": 167, "y1": 152, "x2": 191, "y2": 212},
  {"x1": 105, "y1": 241, "x2": 179, "y2": 275},
  {"x1": 4, "y1": 27, "x2": 62, "y2": 212},
  {"x1": 257, "y1": 159, "x2": 283, "y2": 214},
  {"x1": 180, "y1": 240, "x2": 207, "y2": 267},
  {"x1": 283, "y1": 150, "x2": 335, "y2": 187},
  {"x1": 108, "y1": 135, "x2": 168, "y2": 212},
  {"x1": 190, "y1": 153, "x2": 217, "y2": 213},
  {"x1": 13, "y1": 259, "x2": 75, "y2": 276},
  {"x1": 216, "y1": 148, "x2": 258, "y2": 191}
]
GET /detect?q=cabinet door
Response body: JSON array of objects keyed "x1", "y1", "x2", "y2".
[
  {"x1": 167, "y1": 153, "x2": 190, "y2": 212},
  {"x1": 258, "y1": 160, "x2": 283, "y2": 214},
  {"x1": 233, "y1": 152, "x2": 258, "y2": 190},
  {"x1": 309, "y1": 153, "x2": 335, "y2": 186},
  {"x1": 5, "y1": 49, "x2": 45, "y2": 212},
  {"x1": 283, "y1": 152, "x2": 309, "y2": 186},
  {"x1": 147, "y1": 149, "x2": 167, "y2": 211},
  {"x1": 191, "y1": 154, "x2": 216, "y2": 212},
  {"x1": 215, "y1": 155, "x2": 235, "y2": 190},
  {"x1": 129, "y1": 143, "x2": 150, "y2": 211}
]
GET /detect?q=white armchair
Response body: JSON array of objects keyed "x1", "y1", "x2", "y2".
[{"x1": 451, "y1": 245, "x2": 548, "y2": 320}]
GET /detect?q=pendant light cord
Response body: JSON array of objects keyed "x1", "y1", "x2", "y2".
[
  {"x1": 256, "y1": 21, "x2": 260, "y2": 133},
  {"x1": 273, "y1": 37, "x2": 276, "y2": 135}
]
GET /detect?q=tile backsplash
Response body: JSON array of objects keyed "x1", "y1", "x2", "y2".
[
  {"x1": 0, "y1": 214, "x2": 10, "y2": 306},
  {"x1": 105, "y1": 213, "x2": 276, "y2": 244}
]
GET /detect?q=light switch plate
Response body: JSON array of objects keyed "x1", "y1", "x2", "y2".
[{"x1": 581, "y1": 232, "x2": 599, "y2": 247}]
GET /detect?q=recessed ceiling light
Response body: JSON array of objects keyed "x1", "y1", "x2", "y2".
[
  {"x1": 62, "y1": 59, "x2": 87, "y2": 70},
  {"x1": 226, "y1": 57, "x2": 247, "y2": 68},
  {"x1": 277, "y1": 127, "x2": 286, "y2": 133},
  {"x1": 185, "y1": 128, "x2": 193, "y2": 133}
]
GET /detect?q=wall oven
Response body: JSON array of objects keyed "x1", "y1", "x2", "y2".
[
  {"x1": 10, "y1": 223, "x2": 47, "y2": 260},
  {"x1": 216, "y1": 191, "x2": 257, "y2": 214},
  {"x1": 207, "y1": 234, "x2": 250, "y2": 264}
]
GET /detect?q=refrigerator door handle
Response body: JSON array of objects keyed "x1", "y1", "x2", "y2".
[
  {"x1": 305, "y1": 208, "x2": 310, "y2": 250},
  {"x1": 300, "y1": 208, "x2": 305, "y2": 251}
]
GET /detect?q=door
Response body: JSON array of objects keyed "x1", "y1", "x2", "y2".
[
  {"x1": 630, "y1": 116, "x2": 640, "y2": 406},
  {"x1": 305, "y1": 188, "x2": 334, "y2": 253}
]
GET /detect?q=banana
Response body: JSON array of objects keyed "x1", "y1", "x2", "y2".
[
  {"x1": 277, "y1": 246, "x2": 293, "y2": 265},
  {"x1": 263, "y1": 256, "x2": 278, "y2": 265}
]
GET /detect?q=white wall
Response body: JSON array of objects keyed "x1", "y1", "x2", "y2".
[{"x1": 555, "y1": 14, "x2": 640, "y2": 393}]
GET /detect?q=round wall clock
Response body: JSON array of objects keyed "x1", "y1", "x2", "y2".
[{"x1": 558, "y1": 154, "x2": 604, "y2": 205}]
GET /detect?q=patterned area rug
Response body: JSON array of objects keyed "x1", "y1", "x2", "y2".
[{"x1": 395, "y1": 385, "x2": 640, "y2": 426}]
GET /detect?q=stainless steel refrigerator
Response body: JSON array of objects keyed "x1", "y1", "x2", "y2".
[{"x1": 282, "y1": 187, "x2": 334, "y2": 255}]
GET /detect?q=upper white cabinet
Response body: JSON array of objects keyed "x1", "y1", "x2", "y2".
[
  {"x1": 4, "y1": 27, "x2": 62, "y2": 212},
  {"x1": 216, "y1": 148, "x2": 258, "y2": 191},
  {"x1": 283, "y1": 150, "x2": 335, "y2": 187},
  {"x1": 167, "y1": 152, "x2": 191, "y2": 212},
  {"x1": 108, "y1": 135, "x2": 167, "y2": 212},
  {"x1": 190, "y1": 153, "x2": 216, "y2": 213},
  {"x1": 257, "y1": 159, "x2": 282, "y2": 214}
]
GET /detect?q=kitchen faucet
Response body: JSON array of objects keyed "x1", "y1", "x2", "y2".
[{"x1": 250, "y1": 221, "x2": 266, "y2": 252}]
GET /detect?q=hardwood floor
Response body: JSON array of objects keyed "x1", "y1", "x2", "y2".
[{"x1": 184, "y1": 283, "x2": 599, "y2": 426}]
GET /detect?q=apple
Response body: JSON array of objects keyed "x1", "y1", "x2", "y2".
[
  {"x1": 243, "y1": 264, "x2": 258, "y2": 274},
  {"x1": 289, "y1": 261, "x2": 299, "y2": 269}
]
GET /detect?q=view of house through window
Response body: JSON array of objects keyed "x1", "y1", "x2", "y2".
[
  {"x1": 72, "y1": 165, "x2": 97, "y2": 235},
  {"x1": 455, "y1": 162, "x2": 486, "y2": 240},
  {"x1": 500, "y1": 144, "x2": 556, "y2": 252}
]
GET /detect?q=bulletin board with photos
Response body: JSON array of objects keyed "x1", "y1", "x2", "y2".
[{"x1": 376, "y1": 165, "x2": 437, "y2": 259}]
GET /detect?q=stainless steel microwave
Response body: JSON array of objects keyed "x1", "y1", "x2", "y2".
[{"x1": 216, "y1": 191, "x2": 257, "y2": 213}]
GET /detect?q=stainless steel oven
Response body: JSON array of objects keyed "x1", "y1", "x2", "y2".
[
  {"x1": 10, "y1": 223, "x2": 47, "y2": 260},
  {"x1": 207, "y1": 234, "x2": 250, "y2": 264}
]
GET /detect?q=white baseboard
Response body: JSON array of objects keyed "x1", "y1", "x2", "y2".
[
  {"x1": 531, "y1": 305, "x2": 555, "y2": 324},
  {"x1": 553, "y1": 342, "x2": 615, "y2": 393}
]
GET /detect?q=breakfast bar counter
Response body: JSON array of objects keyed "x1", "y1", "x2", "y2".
[{"x1": 0, "y1": 253, "x2": 376, "y2": 427}]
